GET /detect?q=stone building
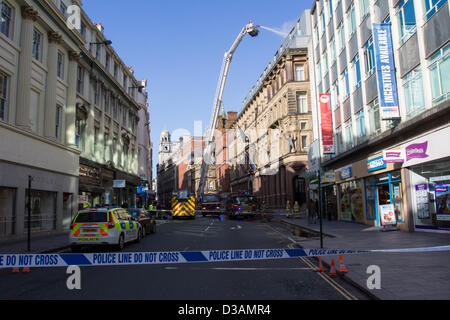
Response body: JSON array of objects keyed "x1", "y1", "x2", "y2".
[
  {"x1": 0, "y1": 0, "x2": 149, "y2": 240},
  {"x1": 228, "y1": 11, "x2": 313, "y2": 209}
]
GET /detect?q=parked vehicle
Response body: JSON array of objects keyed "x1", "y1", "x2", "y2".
[
  {"x1": 69, "y1": 208, "x2": 142, "y2": 252},
  {"x1": 199, "y1": 193, "x2": 222, "y2": 217},
  {"x1": 126, "y1": 208, "x2": 156, "y2": 235},
  {"x1": 225, "y1": 194, "x2": 257, "y2": 219}
]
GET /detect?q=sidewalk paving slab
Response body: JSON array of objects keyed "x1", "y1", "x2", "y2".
[{"x1": 273, "y1": 211, "x2": 450, "y2": 300}]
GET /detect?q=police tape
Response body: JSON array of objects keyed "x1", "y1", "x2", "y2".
[{"x1": 1, "y1": 245, "x2": 450, "y2": 269}]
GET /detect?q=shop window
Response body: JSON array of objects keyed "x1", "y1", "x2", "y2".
[
  {"x1": 24, "y1": 190, "x2": 57, "y2": 233},
  {"x1": 339, "y1": 180, "x2": 364, "y2": 222},
  {"x1": 364, "y1": 179, "x2": 377, "y2": 221},
  {"x1": 0, "y1": 187, "x2": 15, "y2": 237}
]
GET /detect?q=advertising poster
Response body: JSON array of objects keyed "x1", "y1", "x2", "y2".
[
  {"x1": 319, "y1": 94, "x2": 334, "y2": 154},
  {"x1": 372, "y1": 23, "x2": 400, "y2": 120},
  {"x1": 415, "y1": 184, "x2": 430, "y2": 219},
  {"x1": 435, "y1": 184, "x2": 450, "y2": 221},
  {"x1": 379, "y1": 204, "x2": 397, "y2": 226}
]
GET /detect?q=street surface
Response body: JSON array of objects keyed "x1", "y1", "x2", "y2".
[{"x1": 0, "y1": 216, "x2": 369, "y2": 300}]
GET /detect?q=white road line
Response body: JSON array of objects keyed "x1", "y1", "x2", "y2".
[{"x1": 165, "y1": 267, "x2": 312, "y2": 271}]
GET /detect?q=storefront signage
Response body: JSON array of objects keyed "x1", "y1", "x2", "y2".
[
  {"x1": 405, "y1": 141, "x2": 429, "y2": 162},
  {"x1": 435, "y1": 184, "x2": 450, "y2": 221},
  {"x1": 321, "y1": 171, "x2": 336, "y2": 183},
  {"x1": 367, "y1": 156, "x2": 387, "y2": 172},
  {"x1": 383, "y1": 149, "x2": 405, "y2": 163},
  {"x1": 319, "y1": 94, "x2": 335, "y2": 154},
  {"x1": 373, "y1": 23, "x2": 400, "y2": 120},
  {"x1": 379, "y1": 204, "x2": 397, "y2": 226},
  {"x1": 415, "y1": 184, "x2": 430, "y2": 219},
  {"x1": 337, "y1": 165, "x2": 352, "y2": 180},
  {"x1": 113, "y1": 180, "x2": 126, "y2": 188},
  {"x1": 78, "y1": 195, "x2": 88, "y2": 203}
]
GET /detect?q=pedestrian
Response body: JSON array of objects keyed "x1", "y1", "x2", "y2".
[{"x1": 313, "y1": 199, "x2": 319, "y2": 224}]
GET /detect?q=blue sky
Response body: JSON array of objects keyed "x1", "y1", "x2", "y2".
[{"x1": 83, "y1": 0, "x2": 311, "y2": 174}]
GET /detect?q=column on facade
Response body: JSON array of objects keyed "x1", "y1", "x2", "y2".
[
  {"x1": 15, "y1": 6, "x2": 38, "y2": 129},
  {"x1": 85, "y1": 74, "x2": 96, "y2": 159},
  {"x1": 285, "y1": 56, "x2": 294, "y2": 82},
  {"x1": 65, "y1": 51, "x2": 80, "y2": 147},
  {"x1": 44, "y1": 32, "x2": 62, "y2": 139},
  {"x1": 98, "y1": 81, "x2": 106, "y2": 162}
]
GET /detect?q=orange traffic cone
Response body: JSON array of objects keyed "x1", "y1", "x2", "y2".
[
  {"x1": 329, "y1": 259, "x2": 337, "y2": 276},
  {"x1": 12, "y1": 268, "x2": 20, "y2": 273},
  {"x1": 22, "y1": 268, "x2": 31, "y2": 273},
  {"x1": 338, "y1": 254, "x2": 348, "y2": 273},
  {"x1": 318, "y1": 256, "x2": 325, "y2": 272}
]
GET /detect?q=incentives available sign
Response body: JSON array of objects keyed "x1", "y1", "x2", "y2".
[{"x1": 373, "y1": 23, "x2": 400, "y2": 120}]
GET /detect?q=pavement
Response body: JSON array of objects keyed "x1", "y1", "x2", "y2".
[
  {"x1": 271, "y1": 211, "x2": 450, "y2": 300},
  {"x1": 1, "y1": 213, "x2": 449, "y2": 300}
]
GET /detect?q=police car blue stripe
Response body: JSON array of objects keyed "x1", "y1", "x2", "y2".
[
  {"x1": 60, "y1": 254, "x2": 92, "y2": 266},
  {"x1": 180, "y1": 252, "x2": 208, "y2": 262}
]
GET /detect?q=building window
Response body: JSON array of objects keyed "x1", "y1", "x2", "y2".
[
  {"x1": 24, "y1": 190, "x2": 57, "y2": 232},
  {"x1": 93, "y1": 81, "x2": 99, "y2": 106},
  {"x1": 396, "y1": 0, "x2": 417, "y2": 44},
  {"x1": 0, "y1": 70, "x2": 9, "y2": 121},
  {"x1": 295, "y1": 65, "x2": 305, "y2": 81},
  {"x1": 343, "y1": 120, "x2": 353, "y2": 151},
  {"x1": 123, "y1": 143, "x2": 129, "y2": 168},
  {"x1": 348, "y1": 3, "x2": 356, "y2": 37},
  {"x1": 94, "y1": 127, "x2": 99, "y2": 155},
  {"x1": 104, "y1": 91, "x2": 110, "y2": 114},
  {"x1": 57, "y1": 51, "x2": 64, "y2": 79},
  {"x1": 32, "y1": 28, "x2": 43, "y2": 62},
  {"x1": 1, "y1": 1, "x2": 14, "y2": 39},
  {"x1": 123, "y1": 75, "x2": 127, "y2": 89},
  {"x1": 113, "y1": 62, "x2": 118, "y2": 80},
  {"x1": 340, "y1": 68, "x2": 350, "y2": 101},
  {"x1": 338, "y1": 22, "x2": 345, "y2": 53},
  {"x1": 363, "y1": 37, "x2": 375, "y2": 77},
  {"x1": 301, "y1": 135, "x2": 307, "y2": 149},
  {"x1": 296, "y1": 92, "x2": 308, "y2": 113},
  {"x1": 359, "y1": 0, "x2": 370, "y2": 22},
  {"x1": 423, "y1": 0, "x2": 448, "y2": 21},
  {"x1": 79, "y1": 22, "x2": 86, "y2": 40},
  {"x1": 112, "y1": 97, "x2": 118, "y2": 120},
  {"x1": 351, "y1": 54, "x2": 361, "y2": 91},
  {"x1": 330, "y1": 37, "x2": 337, "y2": 63},
  {"x1": 368, "y1": 98, "x2": 381, "y2": 137},
  {"x1": 105, "y1": 53, "x2": 110, "y2": 71},
  {"x1": 75, "y1": 117, "x2": 85, "y2": 151},
  {"x1": 104, "y1": 133, "x2": 109, "y2": 161},
  {"x1": 122, "y1": 106, "x2": 127, "y2": 126},
  {"x1": 76, "y1": 66, "x2": 84, "y2": 95},
  {"x1": 59, "y1": 2, "x2": 67, "y2": 17},
  {"x1": 428, "y1": 43, "x2": 449, "y2": 106},
  {"x1": 335, "y1": 127, "x2": 343, "y2": 154},
  {"x1": 355, "y1": 109, "x2": 366, "y2": 144},
  {"x1": 55, "y1": 105, "x2": 62, "y2": 140},
  {"x1": 403, "y1": 67, "x2": 425, "y2": 119},
  {"x1": 301, "y1": 122, "x2": 306, "y2": 130}
]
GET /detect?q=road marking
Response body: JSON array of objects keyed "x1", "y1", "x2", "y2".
[
  {"x1": 287, "y1": 243, "x2": 358, "y2": 301},
  {"x1": 164, "y1": 267, "x2": 312, "y2": 271}
]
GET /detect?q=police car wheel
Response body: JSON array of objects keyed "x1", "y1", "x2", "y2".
[
  {"x1": 117, "y1": 234, "x2": 125, "y2": 251},
  {"x1": 135, "y1": 229, "x2": 142, "y2": 243}
]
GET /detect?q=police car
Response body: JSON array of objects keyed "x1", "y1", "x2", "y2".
[{"x1": 70, "y1": 208, "x2": 143, "y2": 252}]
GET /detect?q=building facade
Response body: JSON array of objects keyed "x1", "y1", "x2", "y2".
[
  {"x1": 309, "y1": 0, "x2": 449, "y2": 232},
  {"x1": 229, "y1": 11, "x2": 313, "y2": 209},
  {"x1": 0, "y1": 0, "x2": 149, "y2": 240}
]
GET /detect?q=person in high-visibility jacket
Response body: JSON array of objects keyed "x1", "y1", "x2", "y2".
[{"x1": 286, "y1": 200, "x2": 291, "y2": 218}]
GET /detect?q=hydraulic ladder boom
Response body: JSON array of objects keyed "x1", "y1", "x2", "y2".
[{"x1": 197, "y1": 22, "x2": 259, "y2": 195}]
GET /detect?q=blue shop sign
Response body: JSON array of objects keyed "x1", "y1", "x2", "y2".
[{"x1": 367, "y1": 156, "x2": 387, "y2": 172}]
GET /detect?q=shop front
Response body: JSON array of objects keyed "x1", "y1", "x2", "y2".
[
  {"x1": 78, "y1": 160, "x2": 103, "y2": 209},
  {"x1": 334, "y1": 154, "x2": 407, "y2": 229},
  {"x1": 400, "y1": 125, "x2": 450, "y2": 233}
]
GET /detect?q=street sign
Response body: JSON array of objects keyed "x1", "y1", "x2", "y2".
[{"x1": 113, "y1": 180, "x2": 126, "y2": 188}]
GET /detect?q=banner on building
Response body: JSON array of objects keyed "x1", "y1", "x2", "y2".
[
  {"x1": 372, "y1": 23, "x2": 400, "y2": 120},
  {"x1": 319, "y1": 94, "x2": 334, "y2": 154}
]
